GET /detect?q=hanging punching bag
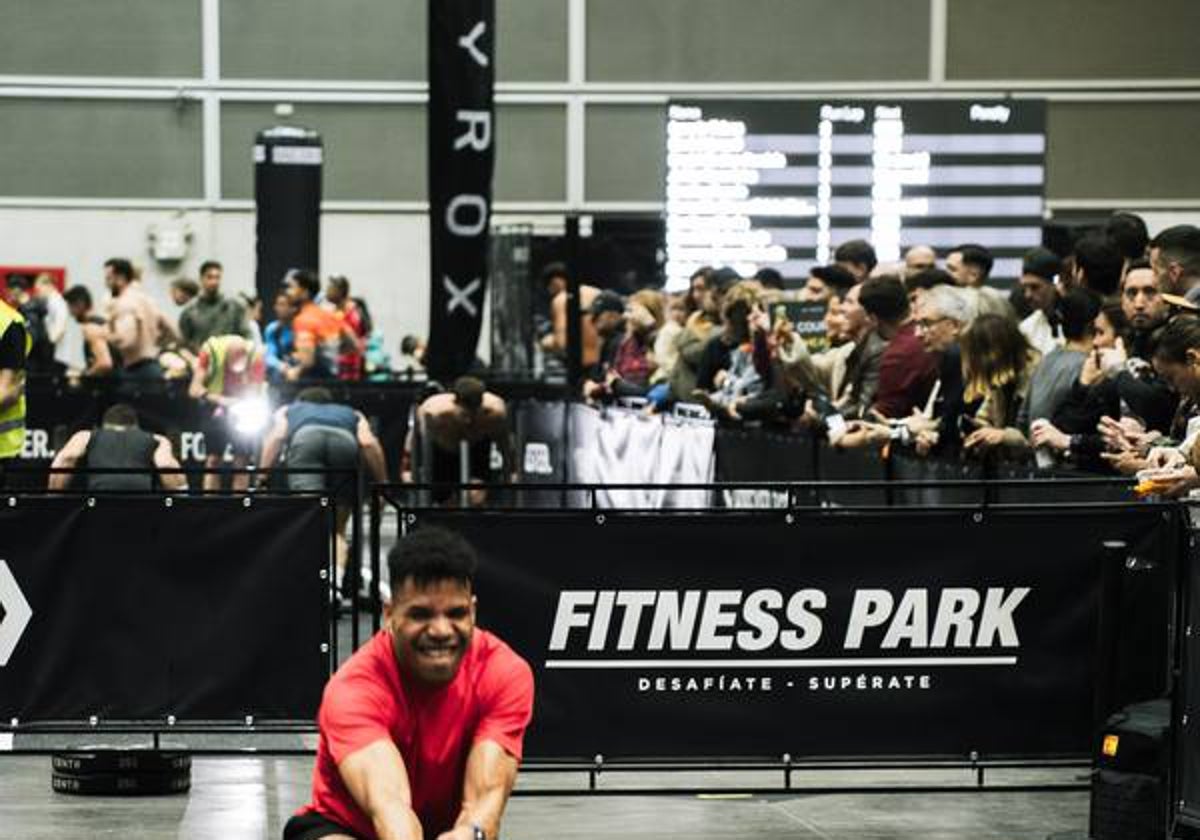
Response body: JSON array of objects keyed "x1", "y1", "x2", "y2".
[{"x1": 254, "y1": 124, "x2": 323, "y2": 305}]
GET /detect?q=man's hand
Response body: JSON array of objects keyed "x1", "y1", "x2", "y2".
[
  {"x1": 1145, "y1": 446, "x2": 1187, "y2": 471},
  {"x1": 834, "y1": 421, "x2": 890, "y2": 449},
  {"x1": 1101, "y1": 450, "x2": 1150, "y2": 475},
  {"x1": 436, "y1": 827, "x2": 478, "y2": 840},
  {"x1": 904, "y1": 408, "x2": 938, "y2": 437},
  {"x1": 914, "y1": 429, "x2": 939, "y2": 456},
  {"x1": 1030, "y1": 420, "x2": 1070, "y2": 452},
  {"x1": 1098, "y1": 415, "x2": 1153, "y2": 454},
  {"x1": 963, "y1": 426, "x2": 1008, "y2": 451}
]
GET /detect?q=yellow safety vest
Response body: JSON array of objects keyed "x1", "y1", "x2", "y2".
[{"x1": 0, "y1": 300, "x2": 30, "y2": 459}]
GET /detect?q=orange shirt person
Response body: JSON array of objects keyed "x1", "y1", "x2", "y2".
[{"x1": 283, "y1": 269, "x2": 353, "y2": 380}]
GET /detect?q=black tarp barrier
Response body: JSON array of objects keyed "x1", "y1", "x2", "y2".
[
  {"x1": 410, "y1": 506, "x2": 1175, "y2": 761},
  {"x1": 0, "y1": 496, "x2": 330, "y2": 722},
  {"x1": 715, "y1": 428, "x2": 816, "y2": 508}
]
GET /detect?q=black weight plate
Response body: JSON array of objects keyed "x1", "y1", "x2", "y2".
[
  {"x1": 52, "y1": 749, "x2": 191, "y2": 775},
  {"x1": 51, "y1": 769, "x2": 191, "y2": 796}
]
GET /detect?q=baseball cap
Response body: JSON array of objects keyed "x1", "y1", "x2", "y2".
[{"x1": 1022, "y1": 247, "x2": 1062, "y2": 283}]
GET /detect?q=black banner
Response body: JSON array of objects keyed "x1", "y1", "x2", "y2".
[
  {"x1": 419, "y1": 507, "x2": 1171, "y2": 760},
  {"x1": 426, "y1": 0, "x2": 495, "y2": 381},
  {"x1": 0, "y1": 496, "x2": 329, "y2": 721},
  {"x1": 255, "y1": 126, "x2": 323, "y2": 304}
]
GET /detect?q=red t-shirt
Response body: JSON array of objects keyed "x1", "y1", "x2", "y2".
[
  {"x1": 872, "y1": 321, "x2": 938, "y2": 419},
  {"x1": 301, "y1": 629, "x2": 534, "y2": 839}
]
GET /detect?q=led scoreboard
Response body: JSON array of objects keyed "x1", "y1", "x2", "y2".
[{"x1": 664, "y1": 99, "x2": 1047, "y2": 290}]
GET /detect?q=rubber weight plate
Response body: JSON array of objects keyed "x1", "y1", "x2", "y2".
[
  {"x1": 51, "y1": 769, "x2": 191, "y2": 796},
  {"x1": 52, "y1": 749, "x2": 191, "y2": 775}
]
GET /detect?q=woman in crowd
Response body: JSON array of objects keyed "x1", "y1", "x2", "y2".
[{"x1": 959, "y1": 313, "x2": 1040, "y2": 457}]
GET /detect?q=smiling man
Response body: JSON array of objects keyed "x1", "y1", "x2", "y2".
[{"x1": 286, "y1": 527, "x2": 534, "y2": 840}]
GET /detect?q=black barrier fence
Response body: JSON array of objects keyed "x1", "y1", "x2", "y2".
[
  {"x1": 372, "y1": 485, "x2": 1180, "y2": 770},
  {"x1": 0, "y1": 493, "x2": 334, "y2": 734}
]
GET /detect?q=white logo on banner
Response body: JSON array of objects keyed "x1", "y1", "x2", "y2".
[
  {"x1": 444, "y1": 276, "x2": 481, "y2": 317},
  {"x1": 0, "y1": 561, "x2": 33, "y2": 667},
  {"x1": 271, "y1": 146, "x2": 323, "y2": 165},
  {"x1": 523, "y1": 442, "x2": 553, "y2": 475}
]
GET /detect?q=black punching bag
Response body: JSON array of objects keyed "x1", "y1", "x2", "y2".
[{"x1": 254, "y1": 125, "x2": 322, "y2": 305}]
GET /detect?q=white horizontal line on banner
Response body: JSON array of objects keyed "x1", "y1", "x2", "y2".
[{"x1": 544, "y1": 657, "x2": 1018, "y2": 669}]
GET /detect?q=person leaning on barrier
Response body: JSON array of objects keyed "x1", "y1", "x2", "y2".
[
  {"x1": 284, "y1": 527, "x2": 533, "y2": 840},
  {"x1": 957, "y1": 314, "x2": 1040, "y2": 458},
  {"x1": 259, "y1": 386, "x2": 387, "y2": 587},
  {"x1": 402, "y1": 377, "x2": 515, "y2": 507},
  {"x1": 48, "y1": 403, "x2": 185, "y2": 493},
  {"x1": 895, "y1": 284, "x2": 975, "y2": 456},
  {"x1": 0, "y1": 294, "x2": 30, "y2": 481},
  {"x1": 1125, "y1": 316, "x2": 1200, "y2": 497},
  {"x1": 667, "y1": 268, "x2": 733, "y2": 403}
]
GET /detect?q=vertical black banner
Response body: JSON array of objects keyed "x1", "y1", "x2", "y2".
[
  {"x1": 426, "y1": 0, "x2": 495, "y2": 381},
  {"x1": 255, "y1": 126, "x2": 323, "y2": 306}
]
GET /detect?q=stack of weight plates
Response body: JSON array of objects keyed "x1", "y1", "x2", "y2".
[{"x1": 50, "y1": 748, "x2": 191, "y2": 795}]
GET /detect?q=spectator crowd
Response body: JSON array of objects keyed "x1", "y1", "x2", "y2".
[{"x1": 537, "y1": 216, "x2": 1200, "y2": 495}]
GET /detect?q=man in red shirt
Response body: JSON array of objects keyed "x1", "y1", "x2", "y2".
[
  {"x1": 862, "y1": 275, "x2": 938, "y2": 419},
  {"x1": 285, "y1": 527, "x2": 534, "y2": 840}
]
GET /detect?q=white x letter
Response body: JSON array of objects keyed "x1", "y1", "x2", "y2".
[{"x1": 444, "y1": 276, "x2": 482, "y2": 317}]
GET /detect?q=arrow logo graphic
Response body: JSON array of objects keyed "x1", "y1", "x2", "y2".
[{"x1": 0, "y1": 561, "x2": 32, "y2": 667}]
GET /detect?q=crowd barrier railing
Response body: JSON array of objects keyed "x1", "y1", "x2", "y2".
[{"x1": 369, "y1": 481, "x2": 1181, "y2": 793}]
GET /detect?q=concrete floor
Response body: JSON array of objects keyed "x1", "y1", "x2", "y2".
[{"x1": 0, "y1": 755, "x2": 1088, "y2": 839}]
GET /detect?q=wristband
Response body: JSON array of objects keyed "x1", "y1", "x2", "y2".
[{"x1": 472, "y1": 824, "x2": 486, "y2": 840}]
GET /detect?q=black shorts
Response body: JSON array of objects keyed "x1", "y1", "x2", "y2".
[
  {"x1": 282, "y1": 810, "x2": 362, "y2": 840},
  {"x1": 199, "y1": 404, "x2": 256, "y2": 460},
  {"x1": 430, "y1": 439, "x2": 494, "y2": 502}
]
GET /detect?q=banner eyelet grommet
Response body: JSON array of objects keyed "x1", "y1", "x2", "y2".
[
  {"x1": 320, "y1": 497, "x2": 329, "y2": 507},
  {"x1": 164, "y1": 497, "x2": 173, "y2": 508},
  {"x1": 167, "y1": 715, "x2": 176, "y2": 726},
  {"x1": 972, "y1": 512, "x2": 983, "y2": 523},
  {"x1": 595, "y1": 514, "x2": 606, "y2": 525},
  {"x1": 242, "y1": 497, "x2": 252, "y2": 508},
  {"x1": 6, "y1": 497, "x2": 14, "y2": 508},
  {"x1": 86, "y1": 497, "x2": 95, "y2": 509},
  {"x1": 785, "y1": 514, "x2": 795, "y2": 525}
]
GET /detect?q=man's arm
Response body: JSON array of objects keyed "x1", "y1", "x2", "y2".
[
  {"x1": 446, "y1": 740, "x2": 520, "y2": 840},
  {"x1": 338, "y1": 740, "x2": 424, "y2": 840},
  {"x1": 356, "y1": 412, "x2": 388, "y2": 484},
  {"x1": 48, "y1": 431, "x2": 90, "y2": 490},
  {"x1": 258, "y1": 409, "x2": 289, "y2": 472},
  {"x1": 82, "y1": 324, "x2": 114, "y2": 376},
  {"x1": 548, "y1": 292, "x2": 567, "y2": 354},
  {"x1": 152, "y1": 435, "x2": 187, "y2": 492},
  {"x1": 187, "y1": 351, "x2": 210, "y2": 401},
  {"x1": 108, "y1": 305, "x2": 140, "y2": 354}
]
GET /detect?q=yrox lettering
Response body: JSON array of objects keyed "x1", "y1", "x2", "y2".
[{"x1": 548, "y1": 587, "x2": 1030, "y2": 653}]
